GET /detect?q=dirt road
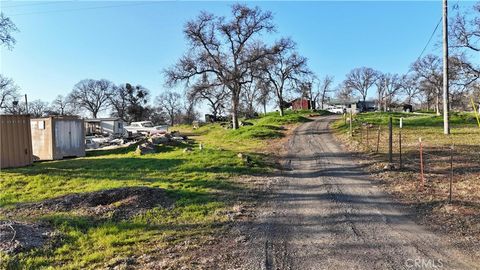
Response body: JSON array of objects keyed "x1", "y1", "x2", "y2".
[{"x1": 239, "y1": 116, "x2": 477, "y2": 270}]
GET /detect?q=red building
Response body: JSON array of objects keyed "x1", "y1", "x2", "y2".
[{"x1": 291, "y1": 97, "x2": 311, "y2": 110}]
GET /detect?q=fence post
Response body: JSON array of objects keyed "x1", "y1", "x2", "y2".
[
  {"x1": 360, "y1": 124, "x2": 363, "y2": 144},
  {"x1": 449, "y1": 144, "x2": 454, "y2": 203},
  {"x1": 349, "y1": 111, "x2": 353, "y2": 137},
  {"x1": 419, "y1": 137, "x2": 425, "y2": 191},
  {"x1": 399, "y1": 130, "x2": 402, "y2": 169},
  {"x1": 376, "y1": 126, "x2": 381, "y2": 153},
  {"x1": 366, "y1": 125, "x2": 370, "y2": 151},
  {"x1": 388, "y1": 116, "x2": 393, "y2": 163}
]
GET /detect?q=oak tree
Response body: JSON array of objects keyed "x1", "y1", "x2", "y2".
[{"x1": 165, "y1": 4, "x2": 276, "y2": 129}]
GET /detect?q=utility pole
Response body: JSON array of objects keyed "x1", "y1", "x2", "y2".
[
  {"x1": 443, "y1": 0, "x2": 450, "y2": 135},
  {"x1": 24, "y1": 94, "x2": 28, "y2": 114}
]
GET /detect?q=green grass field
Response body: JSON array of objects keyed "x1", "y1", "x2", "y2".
[
  {"x1": 0, "y1": 110, "x2": 315, "y2": 269},
  {"x1": 332, "y1": 111, "x2": 480, "y2": 149}
]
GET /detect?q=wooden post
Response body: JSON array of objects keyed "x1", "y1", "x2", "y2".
[
  {"x1": 419, "y1": 138, "x2": 425, "y2": 191},
  {"x1": 376, "y1": 126, "x2": 381, "y2": 153},
  {"x1": 388, "y1": 116, "x2": 393, "y2": 163},
  {"x1": 360, "y1": 125, "x2": 363, "y2": 144},
  {"x1": 399, "y1": 130, "x2": 402, "y2": 169},
  {"x1": 349, "y1": 111, "x2": 353, "y2": 137},
  {"x1": 24, "y1": 94, "x2": 28, "y2": 114},
  {"x1": 449, "y1": 144, "x2": 454, "y2": 203},
  {"x1": 366, "y1": 125, "x2": 370, "y2": 151}
]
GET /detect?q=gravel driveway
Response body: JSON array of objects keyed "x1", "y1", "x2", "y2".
[{"x1": 238, "y1": 116, "x2": 477, "y2": 270}]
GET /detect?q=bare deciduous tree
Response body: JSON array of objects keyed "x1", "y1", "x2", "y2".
[
  {"x1": 400, "y1": 75, "x2": 421, "y2": 105},
  {"x1": 376, "y1": 73, "x2": 402, "y2": 111},
  {"x1": 449, "y1": 3, "x2": 480, "y2": 86},
  {"x1": 29, "y1": 99, "x2": 49, "y2": 117},
  {"x1": 318, "y1": 75, "x2": 334, "y2": 109},
  {"x1": 178, "y1": 98, "x2": 198, "y2": 125},
  {"x1": 241, "y1": 78, "x2": 260, "y2": 117},
  {"x1": 411, "y1": 55, "x2": 443, "y2": 115},
  {"x1": 50, "y1": 95, "x2": 76, "y2": 115},
  {"x1": 4, "y1": 100, "x2": 26, "y2": 114},
  {"x1": 344, "y1": 67, "x2": 379, "y2": 109},
  {"x1": 335, "y1": 84, "x2": 355, "y2": 103},
  {"x1": 374, "y1": 74, "x2": 386, "y2": 111},
  {"x1": 257, "y1": 80, "x2": 271, "y2": 115},
  {"x1": 0, "y1": 13, "x2": 18, "y2": 49},
  {"x1": 188, "y1": 74, "x2": 229, "y2": 120},
  {"x1": 156, "y1": 90, "x2": 182, "y2": 126},
  {"x1": 144, "y1": 105, "x2": 168, "y2": 125},
  {"x1": 0, "y1": 74, "x2": 19, "y2": 111},
  {"x1": 450, "y1": 3, "x2": 480, "y2": 54},
  {"x1": 260, "y1": 38, "x2": 309, "y2": 116},
  {"x1": 165, "y1": 4, "x2": 276, "y2": 129},
  {"x1": 69, "y1": 79, "x2": 114, "y2": 118}
]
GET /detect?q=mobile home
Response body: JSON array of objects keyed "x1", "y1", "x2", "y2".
[{"x1": 84, "y1": 118, "x2": 124, "y2": 136}]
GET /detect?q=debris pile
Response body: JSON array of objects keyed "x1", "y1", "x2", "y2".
[
  {"x1": 135, "y1": 132, "x2": 189, "y2": 155},
  {"x1": 3, "y1": 187, "x2": 174, "y2": 220},
  {"x1": 0, "y1": 221, "x2": 55, "y2": 254},
  {"x1": 135, "y1": 142, "x2": 157, "y2": 155}
]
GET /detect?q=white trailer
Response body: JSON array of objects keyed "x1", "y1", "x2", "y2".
[{"x1": 85, "y1": 118, "x2": 125, "y2": 137}]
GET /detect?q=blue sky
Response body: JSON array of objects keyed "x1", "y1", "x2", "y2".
[{"x1": 0, "y1": 1, "x2": 477, "y2": 112}]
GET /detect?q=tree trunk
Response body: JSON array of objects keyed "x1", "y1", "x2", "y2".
[
  {"x1": 263, "y1": 102, "x2": 267, "y2": 115},
  {"x1": 211, "y1": 104, "x2": 218, "y2": 120},
  {"x1": 384, "y1": 93, "x2": 387, "y2": 112},
  {"x1": 362, "y1": 94, "x2": 367, "y2": 112},
  {"x1": 310, "y1": 91, "x2": 315, "y2": 112},
  {"x1": 276, "y1": 89, "x2": 284, "y2": 117},
  {"x1": 377, "y1": 91, "x2": 382, "y2": 111},
  {"x1": 279, "y1": 98, "x2": 284, "y2": 117},
  {"x1": 435, "y1": 89, "x2": 441, "y2": 115},
  {"x1": 231, "y1": 94, "x2": 239, "y2": 130}
]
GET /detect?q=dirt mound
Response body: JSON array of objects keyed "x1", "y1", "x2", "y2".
[
  {"x1": 7, "y1": 187, "x2": 173, "y2": 220},
  {"x1": 0, "y1": 221, "x2": 54, "y2": 254}
]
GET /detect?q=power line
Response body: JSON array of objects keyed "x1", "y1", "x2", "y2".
[
  {"x1": 417, "y1": 17, "x2": 442, "y2": 61},
  {"x1": 8, "y1": 2, "x2": 160, "y2": 16},
  {"x1": 408, "y1": 0, "x2": 461, "y2": 74}
]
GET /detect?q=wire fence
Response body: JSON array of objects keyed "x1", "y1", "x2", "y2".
[{"x1": 346, "y1": 118, "x2": 480, "y2": 203}]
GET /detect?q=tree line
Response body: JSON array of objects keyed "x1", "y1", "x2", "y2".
[
  {"x1": 1, "y1": 3, "x2": 479, "y2": 127},
  {"x1": 0, "y1": 76, "x2": 196, "y2": 125},
  {"x1": 336, "y1": 3, "x2": 479, "y2": 113},
  {"x1": 165, "y1": 3, "x2": 479, "y2": 124}
]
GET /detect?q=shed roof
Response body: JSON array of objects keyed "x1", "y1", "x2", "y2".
[
  {"x1": 84, "y1": 117, "x2": 122, "y2": 122},
  {"x1": 31, "y1": 115, "x2": 81, "y2": 121}
]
